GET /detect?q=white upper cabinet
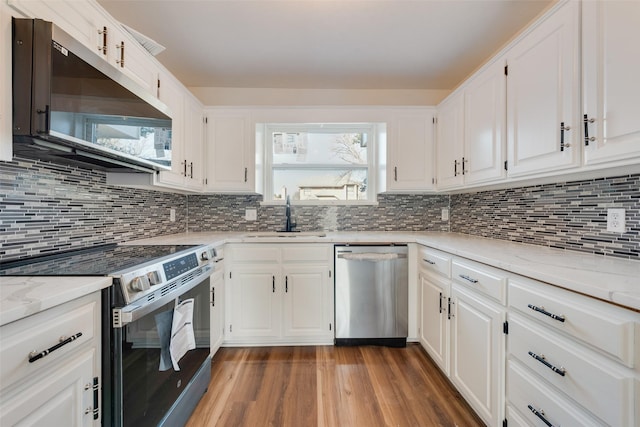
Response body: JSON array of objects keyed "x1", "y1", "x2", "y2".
[
  {"x1": 436, "y1": 91, "x2": 465, "y2": 189},
  {"x1": 8, "y1": 0, "x2": 158, "y2": 97},
  {"x1": 506, "y1": 0, "x2": 581, "y2": 178},
  {"x1": 387, "y1": 109, "x2": 435, "y2": 191},
  {"x1": 463, "y1": 58, "x2": 507, "y2": 185},
  {"x1": 156, "y1": 72, "x2": 204, "y2": 191},
  {"x1": 0, "y1": 2, "x2": 12, "y2": 161},
  {"x1": 205, "y1": 110, "x2": 255, "y2": 192},
  {"x1": 582, "y1": 0, "x2": 640, "y2": 166}
]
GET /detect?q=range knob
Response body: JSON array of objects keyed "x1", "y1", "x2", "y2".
[
  {"x1": 200, "y1": 251, "x2": 210, "y2": 261},
  {"x1": 146, "y1": 270, "x2": 161, "y2": 285},
  {"x1": 128, "y1": 275, "x2": 150, "y2": 292}
]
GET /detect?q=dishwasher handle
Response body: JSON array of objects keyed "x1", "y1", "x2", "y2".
[{"x1": 337, "y1": 252, "x2": 407, "y2": 261}]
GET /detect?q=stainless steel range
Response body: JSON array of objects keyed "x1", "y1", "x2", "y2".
[{"x1": 0, "y1": 243, "x2": 221, "y2": 427}]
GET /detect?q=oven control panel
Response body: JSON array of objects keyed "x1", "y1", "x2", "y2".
[{"x1": 163, "y1": 253, "x2": 198, "y2": 281}]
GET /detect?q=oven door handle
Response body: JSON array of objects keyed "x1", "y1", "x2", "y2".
[{"x1": 113, "y1": 265, "x2": 213, "y2": 328}]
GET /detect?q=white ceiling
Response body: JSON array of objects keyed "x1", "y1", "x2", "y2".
[{"x1": 97, "y1": 0, "x2": 553, "y2": 91}]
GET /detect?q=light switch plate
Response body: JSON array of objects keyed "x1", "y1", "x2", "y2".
[
  {"x1": 441, "y1": 207, "x2": 449, "y2": 221},
  {"x1": 606, "y1": 208, "x2": 625, "y2": 232},
  {"x1": 245, "y1": 209, "x2": 257, "y2": 221},
  {"x1": 169, "y1": 208, "x2": 176, "y2": 222}
]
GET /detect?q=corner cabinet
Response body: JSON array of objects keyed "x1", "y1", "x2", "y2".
[
  {"x1": 436, "y1": 58, "x2": 506, "y2": 190},
  {"x1": 156, "y1": 73, "x2": 204, "y2": 191},
  {"x1": 386, "y1": 109, "x2": 435, "y2": 191},
  {"x1": 224, "y1": 243, "x2": 334, "y2": 346},
  {"x1": 0, "y1": 2, "x2": 12, "y2": 161},
  {"x1": 582, "y1": 0, "x2": 640, "y2": 166},
  {"x1": 204, "y1": 110, "x2": 255, "y2": 192},
  {"x1": 505, "y1": 0, "x2": 581, "y2": 178},
  {"x1": 0, "y1": 292, "x2": 102, "y2": 426}
]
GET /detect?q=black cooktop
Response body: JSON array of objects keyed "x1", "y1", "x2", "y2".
[{"x1": 0, "y1": 244, "x2": 199, "y2": 276}]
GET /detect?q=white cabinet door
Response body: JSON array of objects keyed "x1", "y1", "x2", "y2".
[
  {"x1": 583, "y1": 0, "x2": 640, "y2": 166},
  {"x1": 228, "y1": 265, "x2": 281, "y2": 339},
  {"x1": 464, "y1": 58, "x2": 506, "y2": 185},
  {"x1": 183, "y1": 94, "x2": 205, "y2": 191},
  {"x1": 282, "y1": 265, "x2": 332, "y2": 339},
  {"x1": 419, "y1": 271, "x2": 449, "y2": 375},
  {"x1": 450, "y1": 284, "x2": 505, "y2": 427},
  {"x1": 205, "y1": 111, "x2": 254, "y2": 192},
  {"x1": 436, "y1": 91, "x2": 464, "y2": 189},
  {"x1": 0, "y1": 2, "x2": 12, "y2": 161},
  {"x1": 506, "y1": 1, "x2": 580, "y2": 178},
  {"x1": 387, "y1": 110, "x2": 435, "y2": 191},
  {"x1": 0, "y1": 349, "x2": 97, "y2": 426},
  {"x1": 210, "y1": 269, "x2": 224, "y2": 356},
  {"x1": 156, "y1": 73, "x2": 186, "y2": 188}
]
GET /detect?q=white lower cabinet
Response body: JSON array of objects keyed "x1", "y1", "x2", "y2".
[
  {"x1": 225, "y1": 244, "x2": 333, "y2": 345},
  {"x1": 0, "y1": 292, "x2": 101, "y2": 426},
  {"x1": 450, "y1": 283, "x2": 505, "y2": 427},
  {"x1": 419, "y1": 271, "x2": 449, "y2": 374},
  {"x1": 210, "y1": 268, "x2": 225, "y2": 356}
]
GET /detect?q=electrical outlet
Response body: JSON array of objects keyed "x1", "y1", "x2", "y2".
[
  {"x1": 169, "y1": 208, "x2": 176, "y2": 222},
  {"x1": 606, "y1": 208, "x2": 625, "y2": 233},
  {"x1": 245, "y1": 209, "x2": 257, "y2": 221},
  {"x1": 441, "y1": 207, "x2": 449, "y2": 221}
]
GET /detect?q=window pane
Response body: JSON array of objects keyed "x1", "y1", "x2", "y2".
[
  {"x1": 272, "y1": 131, "x2": 367, "y2": 165},
  {"x1": 273, "y1": 169, "x2": 368, "y2": 201}
]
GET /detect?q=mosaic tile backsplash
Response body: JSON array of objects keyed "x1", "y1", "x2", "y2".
[
  {"x1": 1, "y1": 158, "x2": 188, "y2": 261},
  {"x1": 1, "y1": 156, "x2": 638, "y2": 262},
  {"x1": 450, "y1": 174, "x2": 640, "y2": 259},
  {"x1": 186, "y1": 193, "x2": 450, "y2": 233}
]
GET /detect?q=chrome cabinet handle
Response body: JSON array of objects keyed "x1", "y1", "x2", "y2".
[
  {"x1": 528, "y1": 404, "x2": 554, "y2": 427},
  {"x1": 438, "y1": 292, "x2": 443, "y2": 313},
  {"x1": 211, "y1": 287, "x2": 215, "y2": 307},
  {"x1": 560, "y1": 122, "x2": 571, "y2": 151},
  {"x1": 272, "y1": 276, "x2": 275, "y2": 293},
  {"x1": 423, "y1": 258, "x2": 436, "y2": 265},
  {"x1": 454, "y1": 159, "x2": 458, "y2": 176},
  {"x1": 29, "y1": 332, "x2": 83, "y2": 363},
  {"x1": 189, "y1": 162, "x2": 194, "y2": 179},
  {"x1": 528, "y1": 351, "x2": 566, "y2": 376},
  {"x1": 115, "y1": 41, "x2": 125, "y2": 67},
  {"x1": 97, "y1": 26, "x2": 107, "y2": 55},
  {"x1": 285, "y1": 276, "x2": 288, "y2": 293},
  {"x1": 584, "y1": 114, "x2": 596, "y2": 146},
  {"x1": 394, "y1": 166, "x2": 398, "y2": 181},
  {"x1": 244, "y1": 167, "x2": 248, "y2": 182},
  {"x1": 462, "y1": 157, "x2": 467, "y2": 175},
  {"x1": 458, "y1": 274, "x2": 478, "y2": 284},
  {"x1": 527, "y1": 304, "x2": 565, "y2": 322}
]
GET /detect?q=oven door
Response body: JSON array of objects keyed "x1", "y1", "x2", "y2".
[{"x1": 105, "y1": 274, "x2": 211, "y2": 427}]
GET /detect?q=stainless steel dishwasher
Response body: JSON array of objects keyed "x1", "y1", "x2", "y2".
[{"x1": 334, "y1": 244, "x2": 408, "y2": 347}]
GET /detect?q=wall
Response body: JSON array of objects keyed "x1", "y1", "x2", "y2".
[
  {"x1": 189, "y1": 87, "x2": 450, "y2": 107},
  {"x1": 187, "y1": 193, "x2": 450, "y2": 233},
  {"x1": 0, "y1": 157, "x2": 188, "y2": 261},
  {"x1": 450, "y1": 173, "x2": 640, "y2": 259}
]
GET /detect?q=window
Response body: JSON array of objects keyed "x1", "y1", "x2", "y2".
[{"x1": 262, "y1": 123, "x2": 378, "y2": 203}]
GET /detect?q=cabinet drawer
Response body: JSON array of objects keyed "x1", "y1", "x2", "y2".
[
  {"x1": 282, "y1": 244, "x2": 331, "y2": 263},
  {"x1": 0, "y1": 292, "x2": 99, "y2": 392},
  {"x1": 452, "y1": 259, "x2": 507, "y2": 304},
  {"x1": 509, "y1": 278, "x2": 638, "y2": 368},
  {"x1": 418, "y1": 246, "x2": 451, "y2": 278},
  {"x1": 509, "y1": 313, "x2": 635, "y2": 427},
  {"x1": 229, "y1": 244, "x2": 280, "y2": 263},
  {"x1": 507, "y1": 360, "x2": 603, "y2": 427}
]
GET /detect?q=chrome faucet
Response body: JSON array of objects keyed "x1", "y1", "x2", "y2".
[{"x1": 284, "y1": 195, "x2": 297, "y2": 232}]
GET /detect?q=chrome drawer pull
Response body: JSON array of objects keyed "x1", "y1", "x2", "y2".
[
  {"x1": 527, "y1": 304, "x2": 565, "y2": 322},
  {"x1": 423, "y1": 258, "x2": 436, "y2": 265},
  {"x1": 458, "y1": 274, "x2": 478, "y2": 284},
  {"x1": 28, "y1": 332, "x2": 83, "y2": 363},
  {"x1": 528, "y1": 351, "x2": 566, "y2": 377},
  {"x1": 528, "y1": 404, "x2": 554, "y2": 427}
]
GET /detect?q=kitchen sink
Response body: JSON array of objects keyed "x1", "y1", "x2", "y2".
[{"x1": 243, "y1": 231, "x2": 327, "y2": 238}]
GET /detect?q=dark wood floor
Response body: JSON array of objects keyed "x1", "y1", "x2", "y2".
[{"x1": 186, "y1": 344, "x2": 484, "y2": 427}]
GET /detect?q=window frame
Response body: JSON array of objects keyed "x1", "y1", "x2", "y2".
[{"x1": 261, "y1": 123, "x2": 378, "y2": 205}]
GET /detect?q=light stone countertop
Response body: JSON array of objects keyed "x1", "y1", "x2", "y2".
[
  {"x1": 126, "y1": 231, "x2": 640, "y2": 312},
  {"x1": 2, "y1": 231, "x2": 638, "y2": 326},
  {"x1": 0, "y1": 276, "x2": 112, "y2": 326}
]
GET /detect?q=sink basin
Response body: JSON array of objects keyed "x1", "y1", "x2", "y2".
[{"x1": 243, "y1": 231, "x2": 327, "y2": 238}]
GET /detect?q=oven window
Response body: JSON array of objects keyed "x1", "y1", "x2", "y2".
[{"x1": 119, "y1": 280, "x2": 210, "y2": 427}]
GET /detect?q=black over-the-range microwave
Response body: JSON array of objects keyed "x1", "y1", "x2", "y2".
[{"x1": 12, "y1": 18, "x2": 173, "y2": 173}]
